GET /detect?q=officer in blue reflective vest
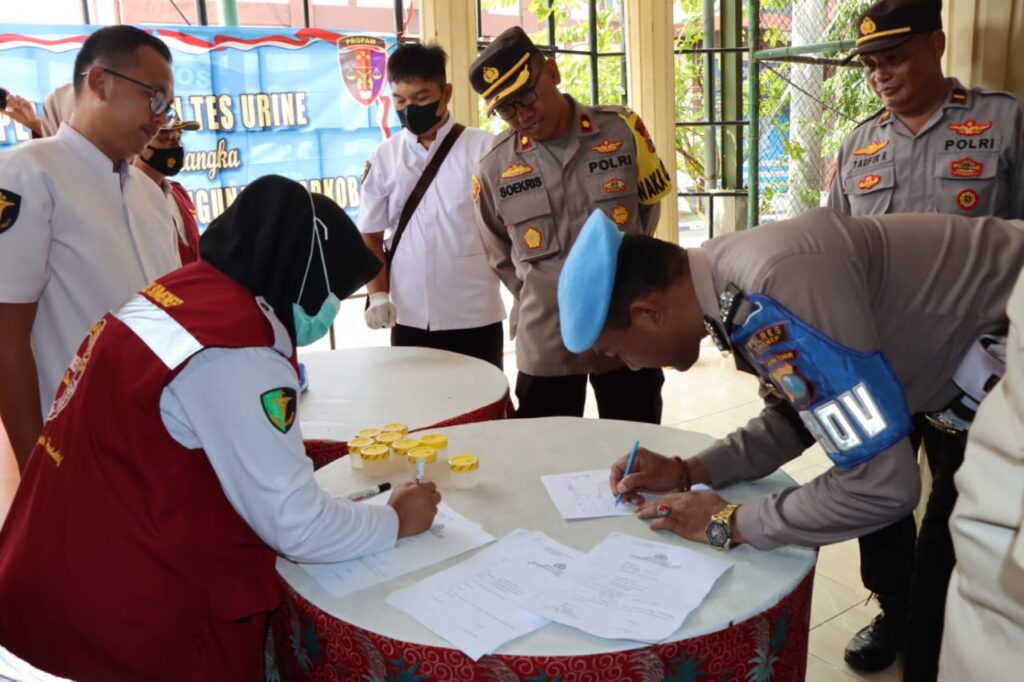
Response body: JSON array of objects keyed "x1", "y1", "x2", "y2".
[{"x1": 557, "y1": 206, "x2": 1024, "y2": 600}]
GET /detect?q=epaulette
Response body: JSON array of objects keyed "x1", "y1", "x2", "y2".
[
  {"x1": 477, "y1": 128, "x2": 516, "y2": 164},
  {"x1": 851, "y1": 105, "x2": 887, "y2": 132},
  {"x1": 591, "y1": 103, "x2": 631, "y2": 116}
]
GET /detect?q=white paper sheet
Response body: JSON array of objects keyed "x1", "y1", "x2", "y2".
[
  {"x1": 541, "y1": 469, "x2": 709, "y2": 520},
  {"x1": 522, "y1": 532, "x2": 732, "y2": 643},
  {"x1": 385, "y1": 529, "x2": 583, "y2": 660},
  {"x1": 301, "y1": 498, "x2": 496, "y2": 597}
]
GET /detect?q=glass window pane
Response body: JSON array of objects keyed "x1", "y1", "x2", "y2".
[
  {"x1": 597, "y1": 56, "x2": 626, "y2": 106},
  {"x1": 553, "y1": 52, "x2": 592, "y2": 105},
  {"x1": 554, "y1": 1, "x2": 591, "y2": 52},
  {"x1": 597, "y1": 0, "x2": 625, "y2": 53}
]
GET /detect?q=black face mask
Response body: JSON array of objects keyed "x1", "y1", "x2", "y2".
[
  {"x1": 396, "y1": 100, "x2": 444, "y2": 136},
  {"x1": 142, "y1": 145, "x2": 184, "y2": 177}
]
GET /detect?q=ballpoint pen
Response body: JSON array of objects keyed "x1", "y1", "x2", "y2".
[
  {"x1": 346, "y1": 482, "x2": 391, "y2": 502},
  {"x1": 614, "y1": 439, "x2": 641, "y2": 507}
]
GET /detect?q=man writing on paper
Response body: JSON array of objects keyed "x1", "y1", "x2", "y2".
[{"x1": 555, "y1": 208, "x2": 1023, "y2": 559}]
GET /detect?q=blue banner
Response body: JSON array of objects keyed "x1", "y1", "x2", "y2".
[{"x1": 0, "y1": 24, "x2": 400, "y2": 228}]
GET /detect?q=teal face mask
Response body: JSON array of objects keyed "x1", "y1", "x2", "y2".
[{"x1": 292, "y1": 195, "x2": 340, "y2": 347}]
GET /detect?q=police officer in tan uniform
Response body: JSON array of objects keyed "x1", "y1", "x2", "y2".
[
  {"x1": 826, "y1": 1, "x2": 1024, "y2": 677},
  {"x1": 558, "y1": 206, "x2": 1024, "y2": 672},
  {"x1": 469, "y1": 27, "x2": 673, "y2": 421}
]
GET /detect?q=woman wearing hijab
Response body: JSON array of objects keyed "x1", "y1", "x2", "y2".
[{"x1": 0, "y1": 176, "x2": 441, "y2": 680}]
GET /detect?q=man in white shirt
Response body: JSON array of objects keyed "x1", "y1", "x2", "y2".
[
  {"x1": 359, "y1": 43, "x2": 505, "y2": 368},
  {"x1": 0, "y1": 26, "x2": 181, "y2": 471}
]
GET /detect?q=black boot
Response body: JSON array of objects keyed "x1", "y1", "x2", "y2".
[{"x1": 844, "y1": 594, "x2": 907, "y2": 673}]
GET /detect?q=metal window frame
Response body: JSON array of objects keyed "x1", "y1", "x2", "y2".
[{"x1": 475, "y1": 0, "x2": 626, "y2": 107}]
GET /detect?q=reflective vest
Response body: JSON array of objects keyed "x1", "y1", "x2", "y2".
[{"x1": 0, "y1": 261, "x2": 293, "y2": 681}]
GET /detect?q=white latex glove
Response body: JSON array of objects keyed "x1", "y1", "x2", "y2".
[{"x1": 364, "y1": 292, "x2": 397, "y2": 329}]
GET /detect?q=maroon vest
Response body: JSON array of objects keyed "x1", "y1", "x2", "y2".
[
  {"x1": 0, "y1": 261, "x2": 292, "y2": 680},
  {"x1": 170, "y1": 180, "x2": 201, "y2": 264}
]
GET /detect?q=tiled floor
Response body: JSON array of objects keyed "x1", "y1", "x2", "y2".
[{"x1": 0, "y1": 317, "x2": 903, "y2": 680}]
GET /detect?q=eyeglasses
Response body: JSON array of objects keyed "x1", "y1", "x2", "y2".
[
  {"x1": 493, "y1": 80, "x2": 541, "y2": 120},
  {"x1": 85, "y1": 66, "x2": 174, "y2": 117}
]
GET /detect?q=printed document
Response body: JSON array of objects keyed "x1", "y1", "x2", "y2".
[
  {"x1": 522, "y1": 532, "x2": 732, "y2": 643},
  {"x1": 386, "y1": 529, "x2": 582, "y2": 660},
  {"x1": 301, "y1": 498, "x2": 495, "y2": 597},
  {"x1": 541, "y1": 469, "x2": 707, "y2": 520}
]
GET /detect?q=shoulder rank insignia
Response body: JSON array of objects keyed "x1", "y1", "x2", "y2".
[
  {"x1": 852, "y1": 139, "x2": 888, "y2": 156},
  {"x1": 579, "y1": 113, "x2": 593, "y2": 131},
  {"x1": 948, "y1": 119, "x2": 992, "y2": 136},
  {"x1": 0, "y1": 190, "x2": 22, "y2": 235},
  {"x1": 858, "y1": 174, "x2": 881, "y2": 191},
  {"x1": 261, "y1": 387, "x2": 297, "y2": 434},
  {"x1": 501, "y1": 162, "x2": 534, "y2": 179},
  {"x1": 523, "y1": 226, "x2": 542, "y2": 250},
  {"x1": 518, "y1": 134, "x2": 533, "y2": 151},
  {"x1": 950, "y1": 157, "x2": 983, "y2": 178},
  {"x1": 591, "y1": 139, "x2": 623, "y2": 154},
  {"x1": 957, "y1": 189, "x2": 979, "y2": 211},
  {"x1": 705, "y1": 283, "x2": 745, "y2": 352}
]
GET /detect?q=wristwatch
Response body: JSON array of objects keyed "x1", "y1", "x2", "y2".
[{"x1": 705, "y1": 503, "x2": 739, "y2": 550}]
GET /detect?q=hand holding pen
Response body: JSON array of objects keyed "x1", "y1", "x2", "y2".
[{"x1": 609, "y1": 444, "x2": 690, "y2": 507}]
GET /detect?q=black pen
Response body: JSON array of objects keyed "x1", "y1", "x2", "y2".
[{"x1": 345, "y1": 482, "x2": 391, "y2": 502}]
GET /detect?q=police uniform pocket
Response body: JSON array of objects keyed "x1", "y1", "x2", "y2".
[
  {"x1": 502, "y1": 189, "x2": 561, "y2": 263},
  {"x1": 934, "y1": 152, "x2": 998, "y2": 215},
  {"x1": 586, "y1": 172, "x2": 641, "y2": 233},
  {"x1": 842, "y1": 165, "x2": 895, "y2": 216}
]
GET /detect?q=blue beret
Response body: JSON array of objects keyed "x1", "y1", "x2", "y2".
[{"x1": 558, "y1": 209, "x2": 624, "y2": 353}]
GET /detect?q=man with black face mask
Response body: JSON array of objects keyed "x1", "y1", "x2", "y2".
[
  {"x1": 133, "y1": 116, "x2": 202, "y2": 262},
  {"x1": 358, "y1": 43, "x2": 505, "y2": 369}
]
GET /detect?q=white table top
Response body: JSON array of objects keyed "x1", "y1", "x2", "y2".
[
  {"x1": 276, "y1": 417, "x2": 817, "y2": 657},
  {"x1": 297, "y1": 347, "x2": 509, "y2": 441}
]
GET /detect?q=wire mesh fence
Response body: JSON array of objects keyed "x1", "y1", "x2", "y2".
[{"x1": 753, "y1": 0, "x2": 881, "y2": 222}]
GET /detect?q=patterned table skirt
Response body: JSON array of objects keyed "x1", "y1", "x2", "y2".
[
  {"x1": 302, "y1": 392, "x2": 515, "y2": 470},
  {"x1": 269, "y1": 568, "x2": 814, "y2": 681}
]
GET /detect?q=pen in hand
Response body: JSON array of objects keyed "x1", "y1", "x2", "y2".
[
  {"x1": 614, "y1": 439, "x2": 641, "y2": 507},
  {"x1": 346, "y1": 482, "x2": 391, "y2": 502}
]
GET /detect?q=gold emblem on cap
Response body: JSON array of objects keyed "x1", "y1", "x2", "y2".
[
  {"x1": 483, "y1": 66, "x2": 499, "y2": 84},
  {"x1": 860, "y1": 16, "x2": 877, "y2": 35}
]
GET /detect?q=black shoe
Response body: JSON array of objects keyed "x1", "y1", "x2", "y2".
[{"x1": 844, "y1": 594, "x2": 907, "y2": 673}]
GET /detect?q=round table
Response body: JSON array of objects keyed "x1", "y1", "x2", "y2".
[
  {"x1": 272, "y1": 417, "x2": 817, "y2": 681},
  {"x1": 297, "y1": 347, "x2": 512, "y2": 468}
]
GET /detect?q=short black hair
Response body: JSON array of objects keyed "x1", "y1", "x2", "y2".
[
  {"x1": 387, "y1": 43, "x2": 447, "y2": 86},
  {"x1": 73, "y1": 26, "x2": 173, "y2": 96},
  {"x1": 606, "y1": 235, "x2": 689, "y2": 328}
]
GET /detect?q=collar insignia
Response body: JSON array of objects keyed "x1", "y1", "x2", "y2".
[
  {"x1": 579, "y1": 113, "x2": 593, "y2": 131},
  {"x1": 519, "y1": 134, "x2": 533, "y2": 151}
]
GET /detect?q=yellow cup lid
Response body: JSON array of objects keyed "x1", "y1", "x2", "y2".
[
  {"x1": 348, "y1": 437, "x2": 376, "y2": 452},
  {"x1": 419, "y1": 433, "x2": 448, "y2": 448},
  {"x1": 360, "y1": 444, "x2": 390, "y2": 461},
  {"x1": 382, "y1": 422, "x2": 408, "y2": 433},
  {"x1": 393, "y1": 439, "x2": 420, "y2": 454},
  {"x1": 408, "y1": 446, "x2": 437, "y2": 463},
  {"x1": 375, "y1": 432, "x2": 402, "y2": 444},
  {"x1": 357, "y1": 428, "x2": 382, "y2": 439},
  {"x1": 448, "y1": 454, "x2": 478, "y2": 472}
]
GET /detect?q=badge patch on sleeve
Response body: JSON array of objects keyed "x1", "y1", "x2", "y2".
[
  {"x1": 618, "y1": 111, "x2": 672, "y2": 205},
  {"x1": 0, "y1": 190, "x2": 22, "y2": 235},
  {"x1": 729, "y1": 294, "x2": 911, "y2": 468},
  {"x1": 261, "y1": 388, "x2": 297, "y2": 433}
]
